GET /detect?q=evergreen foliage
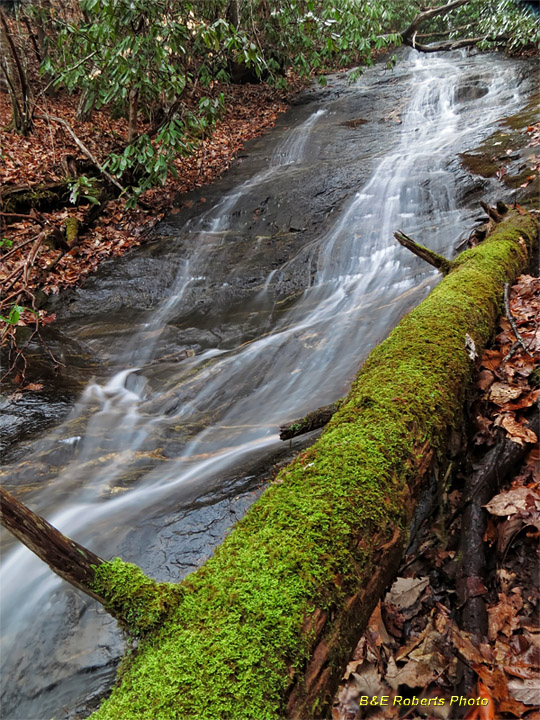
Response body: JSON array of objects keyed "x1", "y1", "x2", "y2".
[{"x1": 2, "y1": 0, "x2": 538, "y2": 197}]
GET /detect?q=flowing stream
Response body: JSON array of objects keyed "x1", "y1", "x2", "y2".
[{"x1": 0, "y1": 51, "x2": 536, "y2": 719}]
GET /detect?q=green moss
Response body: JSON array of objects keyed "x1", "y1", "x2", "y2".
[
  {"x1": 65, "y1": 216, "x2": 79, "y2": 245},
  {"x1": 91, "y1": 558, "x2": 182, "y2": 636},
  {"x1": 501, "y1": 92, "x2": 540, "y2": 131},
  {"x1": 459, "y1": 151, "x2": 500, "y2": 178},
  {"x1": 91, "y1": 212, "x2": 538, "y2": 720}
]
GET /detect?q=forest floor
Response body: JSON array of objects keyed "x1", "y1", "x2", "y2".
[
  {"x1": 333, "y1": 273, "x2": 540, "y2": 719},
  {"x1": 0, "y1": 77, "x2": 303, "y2": 378}
]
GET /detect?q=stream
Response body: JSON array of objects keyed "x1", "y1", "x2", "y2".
[{"x1": 0, "y1": 50, "x2": 537, "y2": 719}]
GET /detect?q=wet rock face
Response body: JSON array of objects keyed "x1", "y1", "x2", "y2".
[
  {"x1": 50, "y1": 75, "x2": 404, "y2": 322},
  {"x1": 459, "y1": 88, "x2": 540, "y2": 206},
  {"x1": 0, "y1": 66, "x2": 410, "y2": 456},
  {"x1": 453, "y1": 78, "x2": 490, "y2": 103}
]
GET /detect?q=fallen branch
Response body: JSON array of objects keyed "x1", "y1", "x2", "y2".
[
  {"x1": 503, "y1": 282, "x2": 531, "y2": 358},
  {"x1": 280, "y1": 401, "x2": 341, "y2": 441},
  {"x1": 394, "y1": 230, "x2": 451, "y2": 273},
  {"x1": 0, "y1": 485, "x2": 181, "y2": 632},
  {"x1": 480, "y1": 200, "x2": 503, "y2": 224},
  {"x1": 1, "y1": 231, "x2": 44, "y2": 296},
  {"x1": 455, "y1": 409, "x2": 539, "y2": 695},
  {"x1": 0, "y1": 232, "x2": 42, "y2": 262},
  {"x1": 0, "y1": 485, "x2": 106, "y2": 602},
  {"x1": 34, "y1": 113, "x2": 128, "y2": 198}
]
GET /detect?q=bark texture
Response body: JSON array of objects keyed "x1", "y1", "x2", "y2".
[{"x1": 0, "y1": 486, "x2": 106, "y2": 603}]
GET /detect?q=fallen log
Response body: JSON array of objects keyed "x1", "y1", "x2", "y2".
[
  {"x1": 1, "y1": 210, "x2": 537, "y2": 719},
  {"x1": 0, "y1": 181, "x2": 71, "y2": 217}
]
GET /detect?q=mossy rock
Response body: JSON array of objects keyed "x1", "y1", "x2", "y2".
[{"x1": 501, "y1": 91, "x2": 540, "y2": 131}]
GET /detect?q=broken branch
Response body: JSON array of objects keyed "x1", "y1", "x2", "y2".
[
  {"x1": 279, "y1": 401, "x2": 341, "y2": 441},
  {"x1": 394, "y1": 230, "x2": 451, "y2": 274},
  {"x1": 0, "y1": 485, "x2": 107, "y2": 604}
]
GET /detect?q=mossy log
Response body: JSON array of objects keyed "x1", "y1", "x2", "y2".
[
  {"x1": 84, "y1": 210, "x2": 537, "y2": 720},
  {"x1": 1, "y1": 211, "x2": 537, "y2": 719},
  {"x1": 0, "y1": 181, "x2": 71, "y2": 217}
]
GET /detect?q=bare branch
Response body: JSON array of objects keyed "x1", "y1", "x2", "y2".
[
  {"x1": 34, "y1": 113, "x2": 128, "y2": 197},
  {"x1": 0, "y1": 485, "x2": 107, "y2": 604},
  {"x1": 401, "y1": 0, "x2": 475, "y2": 43},
  {"x1": 394, "y1": 231, "x2": 451, "y2": 274}
]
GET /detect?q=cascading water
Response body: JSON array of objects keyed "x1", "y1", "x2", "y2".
[{"x1": 0, "y1": 51, "x2": 535, "y2": 718}]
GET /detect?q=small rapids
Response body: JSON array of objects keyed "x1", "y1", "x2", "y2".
[{"x1": 0, "y1": 51, "x2": 536, "y2": 719}]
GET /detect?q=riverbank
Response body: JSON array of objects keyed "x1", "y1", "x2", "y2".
[{"x1": 0, "y1": 79, "x2": 302, "y2": 373}]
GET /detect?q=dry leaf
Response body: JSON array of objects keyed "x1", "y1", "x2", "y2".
[
  {"x1": 385, "y1": 576, "x2": 429, "y2": 610},
  {"x1": 385, "y1": 657, "x2": 434, "y2": 690},
  {"x1": 488, "y1": 591, "x2": 523, "y2": 640},
  {"x1": 477, "y1": 369, "x2": 495, "y2": 391},
  {"x1": 499, "y1": 415, "x2": 538, "y2": 445},
  {"x1": 485, "y1": 487, "x2": 540, "y2": 517},
  {"x1": 488, "y1": 382, "x2": 523, "y2": 405},
  {"x1": 349, "y1": 661, "x2": 385, "y2": 697},
  {"x1": 22, "y1": 382, "x2": 44, "y2": 392}
]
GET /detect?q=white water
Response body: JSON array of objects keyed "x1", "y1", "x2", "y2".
[{"x1": 0, "y1": 52, "x2": 533, "y2": 717}]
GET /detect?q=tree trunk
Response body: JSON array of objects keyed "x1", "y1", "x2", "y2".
[
  {"x1": 2, "y1": 211, "x2": 538, "y2": 719},
  {"x1": 227, "y1": 0, "x2": 240, "y2": 28},
  {"x1": 0, "y1": 7, "x2": 32, "y2": 134}
]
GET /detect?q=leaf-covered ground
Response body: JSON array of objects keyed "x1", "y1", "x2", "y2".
[
  {"x1": 333, "y1": 275, "x2": 540, "y2": 720},
  {"x1": 0, "y1": 80, "x2": 302, "y2": 366}
]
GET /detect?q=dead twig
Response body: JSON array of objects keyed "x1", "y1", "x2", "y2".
[
  {"x1": 0, "y1": 233, "x2": 43, "y2": 262},
  {"x1": 0, "y1": 211, "x2": 45, "y2": 225},
  {"x1": 1, "y1": 231, "x2": 44, "y2": 296},
  {"x1": 503, "y1": 282, "x2": 531, "y2": 361}
]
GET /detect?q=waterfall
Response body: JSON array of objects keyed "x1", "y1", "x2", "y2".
[{"x1": 0, "y1": 51, "x2": 533, "y2": 719}]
